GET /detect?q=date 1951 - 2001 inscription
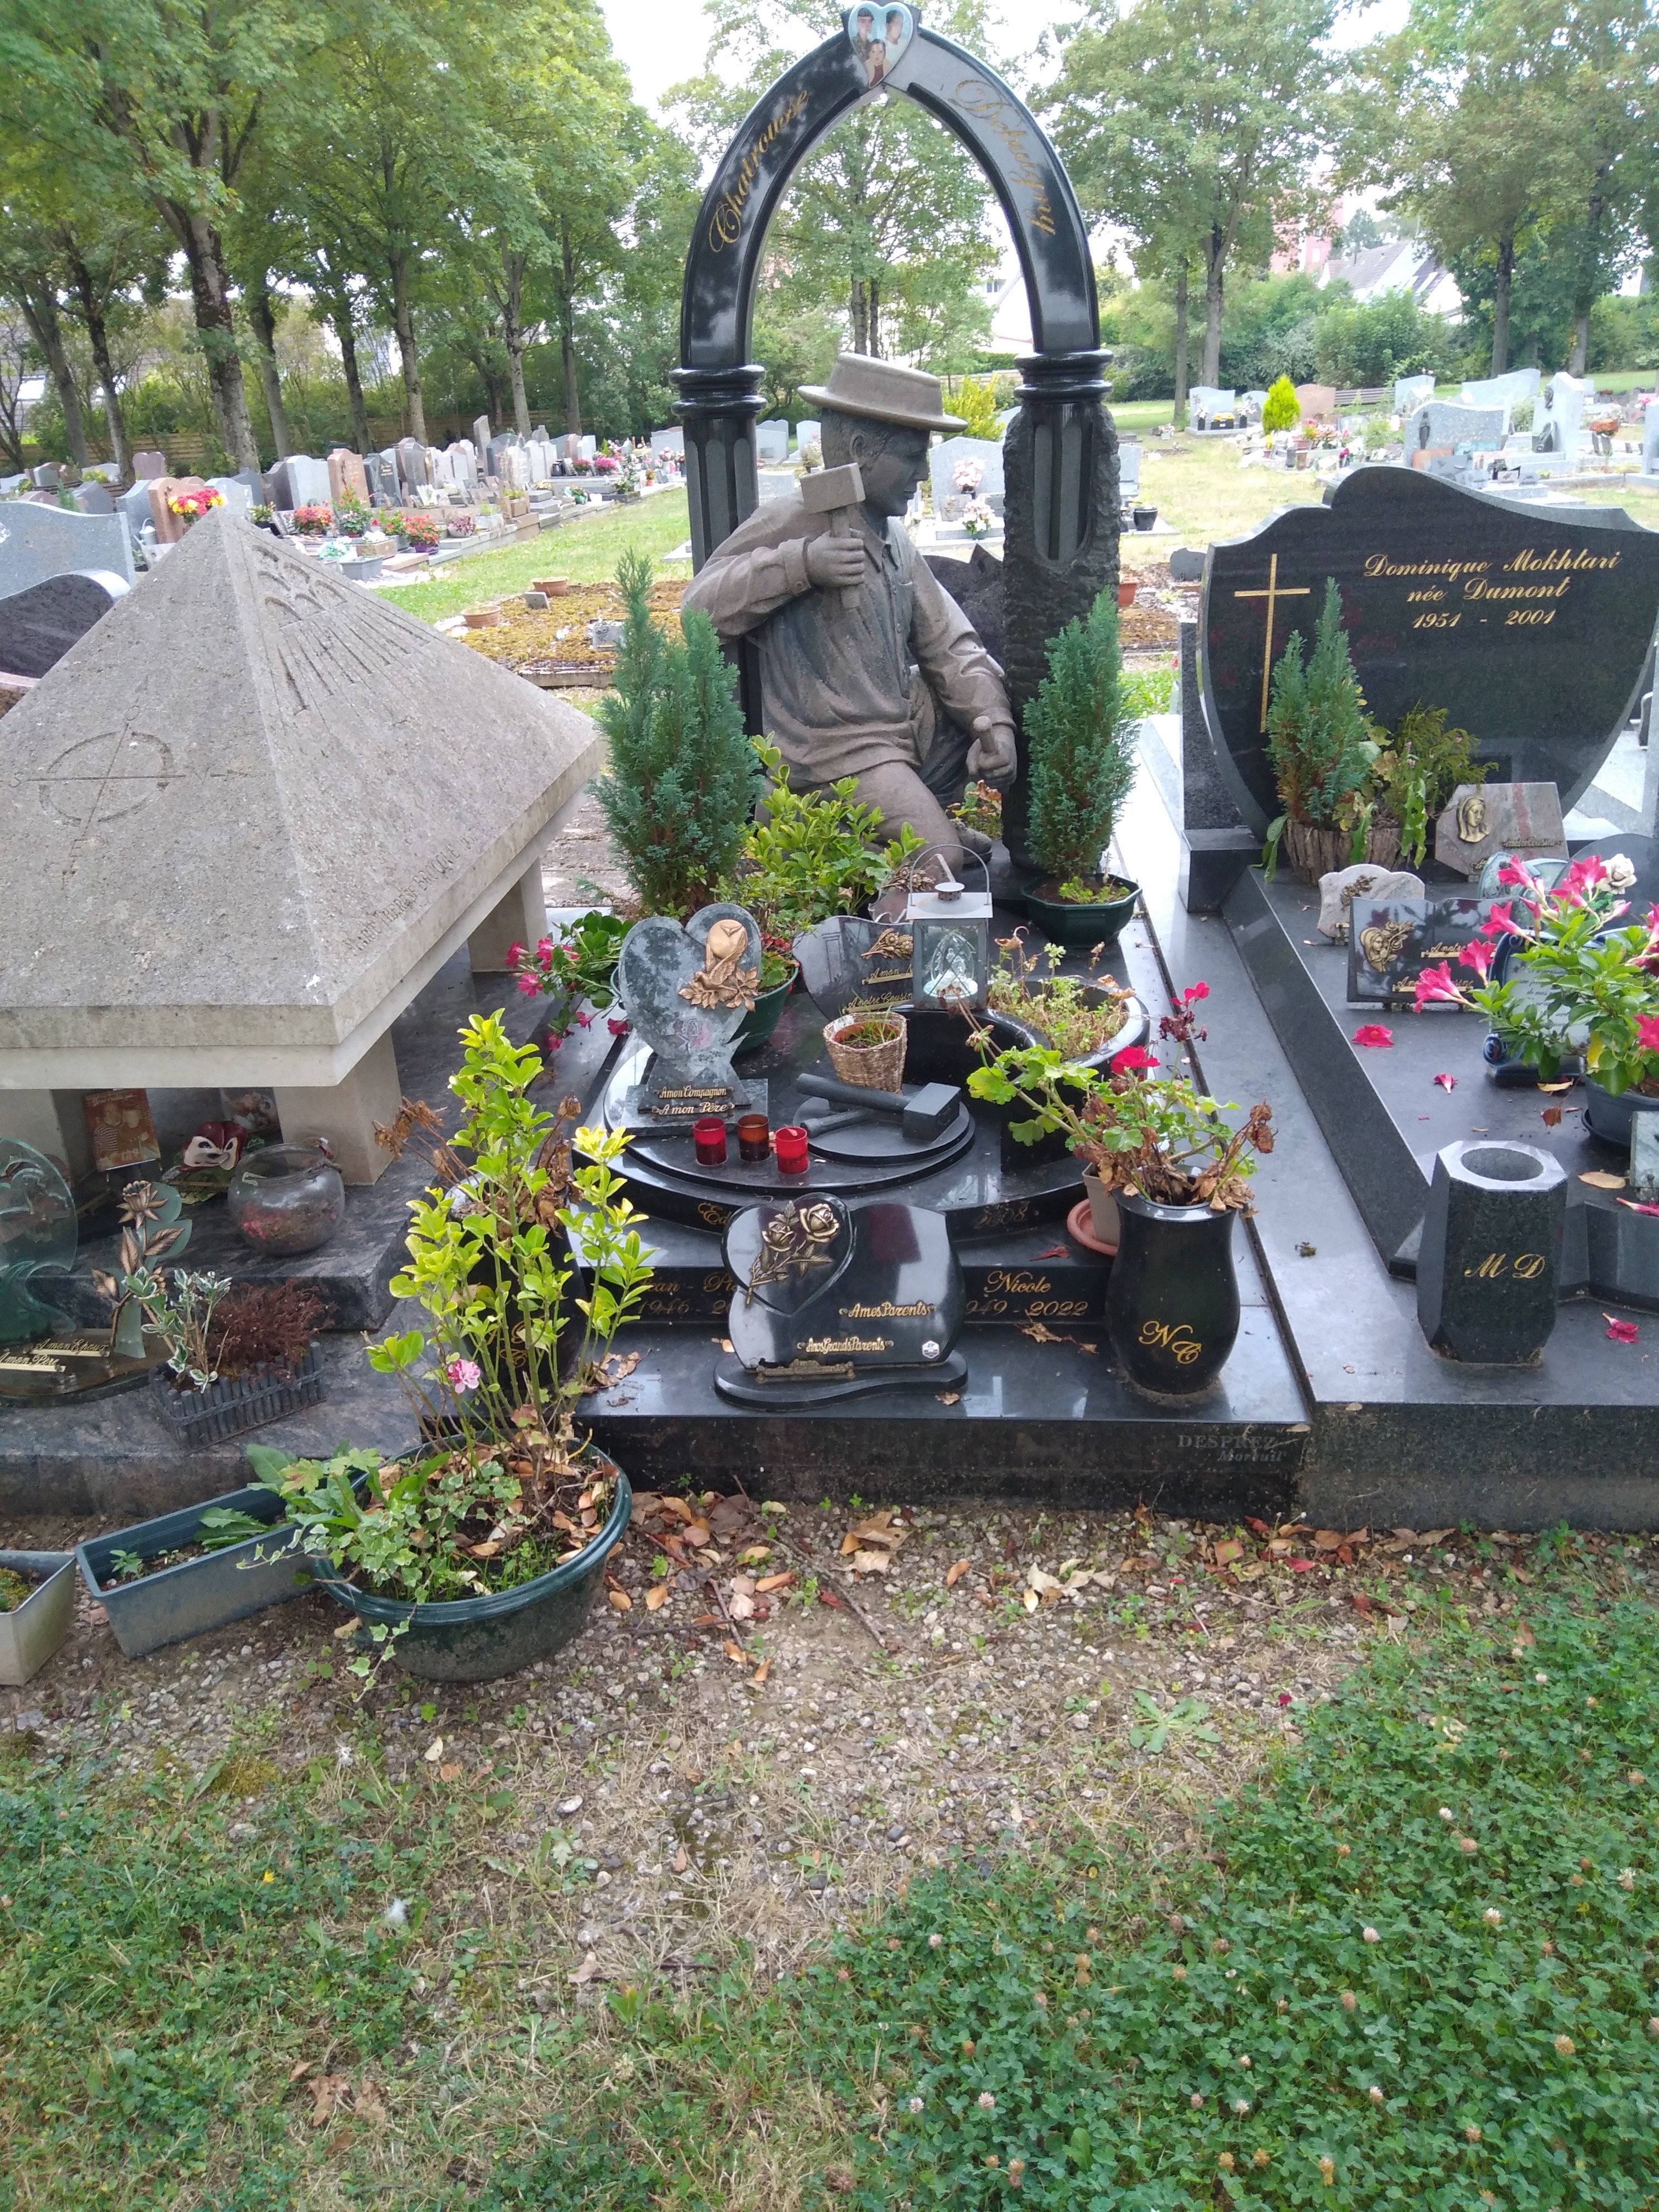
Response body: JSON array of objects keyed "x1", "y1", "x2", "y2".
[{"x1": 1364, "y1": 544, "x2": 1621, "y2": 635}]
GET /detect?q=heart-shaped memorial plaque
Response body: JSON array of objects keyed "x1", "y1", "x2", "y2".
[
  {"x1": 617, "y1": 903, "x2": 768, "y2": 1126},
  {"x1": 724, "y1": 1196, "x2": 853, "y2": 1318}
]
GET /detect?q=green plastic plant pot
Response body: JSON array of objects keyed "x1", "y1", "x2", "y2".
[
  {"x1": 1024, "y1": 879, "x2": 1140, "y2": 948},
  {"x1": 734, "y1": 962, "x2": 798, "y2": 1057},
  {"x1": 308, "y1": 1459, "x2": 631, "y2": 1684}
]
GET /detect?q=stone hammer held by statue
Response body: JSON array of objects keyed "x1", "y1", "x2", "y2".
[{"x1": 799, "y1": 461, "x2": 865, "y2": 611}]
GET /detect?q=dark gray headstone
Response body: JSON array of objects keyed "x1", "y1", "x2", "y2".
[
  {"x1": 0, "y1": 570, "x2": 129, "y2": 677},
  {"x1": 1168, "y1": 547, "x2": 1206, "y2": 583},
  {"x1": 30, "y1": 465, "x2": 60, "y2": 491},
  {"x1": 793, "y1": 915, "x2": 915, "y2": 1016},
  {"x1": 617, "y1": 903, "x2": 765, "y2": 1126},
  {"x1": 1201, "y1": 467, "x2": 1659, "y2": 832},
  {"x1": 72, "y1": 484, "x2": 115, "y2": 515},
  {"x1": 1416, "y1": 1139, "x2": 1566, "y2": 1363}
]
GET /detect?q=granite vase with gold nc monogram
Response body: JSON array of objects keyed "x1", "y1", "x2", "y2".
[{"x1": 1104, "y1": 1192, "x2": 1240, "y2": 1396}]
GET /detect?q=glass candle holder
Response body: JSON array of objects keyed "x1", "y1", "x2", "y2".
[
  {"x1": 692, "y1": 1117, "x2": 728, "y2": 1166},
  {"x1": 226, "y1": 1144, "x2": 346, "y2": 1255},
  {"x1": 774, "y1": 1125, "x2": 810, "y2": 1176},
  {"x1": 737, "y1": 1114, "x2": 770, "y2": 1163}
]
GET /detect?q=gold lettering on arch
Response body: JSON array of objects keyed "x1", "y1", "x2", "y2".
[
  {"x1": 949, "y1": 74, "x2": 1057, "y2": 234},
  {"x1": 707, "y1": 88, "x2": 812, "y2": 253}
]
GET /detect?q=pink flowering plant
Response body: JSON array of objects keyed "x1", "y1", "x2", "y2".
[
  {"x1": 259, "y1": 1013, "x2": 651, "y2": 1670},
  {"x1": 167, "y1": 486, "x2": 225, "y2": 521},
  {"x1": 968, "y1": 982, "x2": 1274, "y2": 1210},
  {"x1": 290, "y1": 502, "x2": 333, "y2": 535},
  {"x1": 507, "y1": 910, "x2": 631, "y2": 1055},
  {"x1": 1415, "y1": 853, "x2": 1659, "y2": 1096}
]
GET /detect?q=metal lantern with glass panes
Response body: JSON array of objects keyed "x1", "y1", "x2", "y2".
[{"x1": 902, "y1": 847, "x2": 992, "y2": 1011}]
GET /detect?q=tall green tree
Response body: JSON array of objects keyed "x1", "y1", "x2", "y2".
[
  {"x1": 1048, "y1": 0, "x2": 1337, "y2": 403},
  {"x1": 0, "y1": 0, "x2": 337, "y2": 469}
]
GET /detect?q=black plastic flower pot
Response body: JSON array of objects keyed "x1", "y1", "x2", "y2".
[
  {"x1": 77, "y1": 1483, "x2": 315, "y2": 1658},
  {"x1": 148, "y1": 1344, "x2": 325, "y2": 1447},
  {"x1": 1105, "y1": 1192, "x2": 1240, "y2": 1396},
  {"x1": 307, "y1": 1458, "x2": 631, "y2": 1684},
  {"x1": 1024, "y1": 879, "x2": 1140, "y2": 949},
  {"x1": 1584, "y1": 1080, "x2": 1659, "y2": 1154}
]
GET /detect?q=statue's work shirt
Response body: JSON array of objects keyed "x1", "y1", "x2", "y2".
[{"x1": 681, "y1": 490, "x2": 1012, "y2": 787}]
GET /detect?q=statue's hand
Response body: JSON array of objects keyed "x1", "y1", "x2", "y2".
[
  {"x1": 967, "y1": 715, "x2": 1018, "y2": 786},
  {"x1": 804, "y1": 533, "x2": 865, "y2": 591}
]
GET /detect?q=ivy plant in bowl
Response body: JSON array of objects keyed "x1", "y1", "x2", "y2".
[
  {"x1": 968, "y1": 985, "x2": 1272, "y2": 1395},
  {"x1": 262, "y1": 1013, "x2": 654, "y2": 1684},
  {"x1": 1020, "y1": 589, "x2": 1141, "y2": 945}
]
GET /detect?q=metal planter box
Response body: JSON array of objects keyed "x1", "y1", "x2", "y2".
[
  {"x1": 0, "y1": 1557, "x2": 75, "y2": 1686},
  {"x1": 77, "y1": 1483, "x2": 312, "y2": 1659}
]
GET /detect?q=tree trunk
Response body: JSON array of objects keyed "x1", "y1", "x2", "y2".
[
  {"x1": 1201, "y1": 232, "x2": 1225, "y2": 388},
  {"x1": 1569, "y1": 313, "x2": 1590, "y2": 376},
  {"x1": 331, "y1": 300, "x2": 372, "y2": 453},
  {"x1": 851, "y1": 278, "x2": 868, "y2": 354},
  {"x1": 1172, "y1": 263, "x2": 1190, "y2": 428},
  {"x1": 246, "y1": 276, "x2": 293, "y2": 459},
  {"x1": 560, "y1": 227, "x2": 581, "y2": 435},
  {"x1": 1490, "y1": 231, "x2": 1515, "y2": 377},
  {"x1": 389, "y1": 249, "x2": 425, "y2": 445},
  {"x1": 20, "y1": 288, "x2": 88, "y2": 466},
  {"x1": 502, "y1": 252, "x2": 530, "y2": 435},
  {"x1": 65, "y1": 252, "x2": 127, "y2": 483},
  {"x1": 178, "y1": 215, "x2": 259, "y2": 469},
  {"x1": 868, "y1": 274, "x2": 881, "y2": 358}
]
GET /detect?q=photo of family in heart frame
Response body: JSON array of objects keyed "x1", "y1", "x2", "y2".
[{"x1": 848, "y1": 2, "x2": 914, "y2": 84}]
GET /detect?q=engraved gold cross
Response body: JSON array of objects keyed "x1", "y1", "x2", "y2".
[{"x1": 1233, "y1": 554, "x2": 1311, "y2": 732}]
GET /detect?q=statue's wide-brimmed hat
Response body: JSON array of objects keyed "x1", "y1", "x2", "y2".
[{"x1": 799, "y1": 354, "x2": 965, "y2": 434}]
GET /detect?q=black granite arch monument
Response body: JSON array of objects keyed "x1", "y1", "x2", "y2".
[{"x1": 672, "y1": 7, "x2": 1119, "y2": 860}]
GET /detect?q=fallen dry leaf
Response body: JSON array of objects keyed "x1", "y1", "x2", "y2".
[
  {"x1": 844, "y1": 1512, "x2": 907, "y2": 1548},
  {"x1": 629, "y1": 1493, "x2": 664, "y2": 1523},
  {"x1": 683, "y1": 1521, "x2": 712, "y2": 1548},
  {"x1": 1023, "y1": 1588, "x2": 1039, "y2": 1611},
  {"x1": 1313, "y1": 1531, "x2": 1343, "y2": 1551},
  {"x1": 937, "y1": 1390, "x2": 962, "y2": 1404},
  {"x1": 1580, "y1": 1171, "x2": 1627, "y2": 1191},
  {"x1": 570, "y1": 1953, "x2": 601, "y2": 1986},
  {"x1": 728, "y1": 1592, "x2": 755, "y2": 1621},
  {"x1": 750, "y1": 1657, "x2": 771, "y2": 1687},
  {"x1": 353, "y1": 2081, "x2": 389, "y2": 2125},
  {"x1": 439, "y1": 1763, "x2": 462, "y2": 1783},
  {"x1": 644, "y1": 1583, "x2": 667, "y2": 1611},
  {"x1": 289, "y1": 2059, "x2": 314, "y2": 2084},
  {"x1": 1022, "y1": 1322, "x2": 1066, "y2": 1344},
  {"x1": 672, "y1": 1846, "x2": 689, "y2": 1874},
  {"x1": 657, "y1": 1496, "x2": 695, "y2": 1524},
  {"x1": 945, "y1": 1558, "x2": 971, "y2": 1587},
  {"x1": 755, "y1": 1570, "x2": 795, "y2": 1594},
  {"x1": 1211, "y1": 1539, "x2": 1243, "y2": 1567},
  {"x1": 423, "y1": 1737, "x2": 444, "y2": 1764},
  {"x1": 1542, "y1": 1106, "x2": 1564, "y2": 1127},
  {"x1": 722, "y1": 1640, "x2": 750, "y2": 1663},
  {"x1": 851, "y1": 1548, "x2": 893, "y2": 1573},
  {"x1": 309, "y1": 2075, "x2": 352, "y2": 2126},
  {"x1": 1512, "y1": 1619, "x2": 1537, "y2": 1651},
  {"x1": 607, "y1": 1588, "x2": 632, "y2": 1612}
]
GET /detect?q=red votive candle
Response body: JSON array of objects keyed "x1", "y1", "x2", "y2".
[
  {"x1": 692, "y1": 1117, "x2": 728, "y2": 1166},
  {"x1": 774, "y1": 1124, "x2": 810, "y2": 1175},
  {"x1": 737, "y1": 1113, "x2": 771, "y2": 1162}
]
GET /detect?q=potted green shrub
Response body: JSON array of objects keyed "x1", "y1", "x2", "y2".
[
  {"x1": 968, "y1": 985, "x2": 1273, "y2": 1394},
  {"x1": 985, "y1": 931, "x2": 1149, "y2": 1071},
  {"x1": 727, "y1": 738, "x2": 922, "y2": 941},
  {"x1": 1021, "y1": 588, "x2": 1141, "y2": 945},
  {"x1": 593, "y1": 550, "x2": 760, "y2": 917},
  {"x1": 1416, "y1": 852, "x2": 1659, "y2": 1150},
  {"x1": 262, "y1": 1013, "x2": 653, "y2": 1683},
  {"x1": 1261, "y1": 578, "x2": 1390, "y2": 883}
]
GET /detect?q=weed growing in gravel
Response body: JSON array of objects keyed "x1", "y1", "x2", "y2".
[{"x1": 787, "y1": 1596, "x2": 1659, "y2": 2209}]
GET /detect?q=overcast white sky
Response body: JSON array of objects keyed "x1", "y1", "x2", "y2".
[{"x1": 598, "y1": 0, "x2": 1412, "y2": 114}]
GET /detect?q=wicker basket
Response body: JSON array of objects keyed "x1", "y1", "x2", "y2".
[
  {"x1": 823, "y1": 1013, "x2": 907, "y2": 1091},
  {"x1": 1282, "y1": 816, "x2": 1401, "y2": 885}
]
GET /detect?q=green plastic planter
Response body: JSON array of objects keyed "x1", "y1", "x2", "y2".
[
  {"x1": 1024, "y1": 878, "x2": 1140, "y2": 948},
  {"x1": 734, "y1": 963, "x2": 798, "y2": 1057},
  {"x1": 307, "y1": 1458, "x2": 631, "y2": 1683},
  {"x1": 77, "y1": 1483, "x2": 315, "y2": 1658}
]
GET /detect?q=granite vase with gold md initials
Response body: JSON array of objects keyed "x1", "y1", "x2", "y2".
[{"x1": 1105, "y1": 1193, "x2": 1240, "y2": 1395}]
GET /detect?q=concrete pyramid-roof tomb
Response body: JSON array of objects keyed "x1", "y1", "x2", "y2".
[{"x1": 0, "y1": 510, "x2": 600, "y2": 1086}]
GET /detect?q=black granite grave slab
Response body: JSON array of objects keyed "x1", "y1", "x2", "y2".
[
  {"x1": 0, "y1": 572, "x2": 123, "y2": 677},
  {"x1": 1117, "y1": 760, "x2": 1659, "y2": 1528},
  {"x1": 1202, "y1": 468, "x2": 1659, "y2": 832}
]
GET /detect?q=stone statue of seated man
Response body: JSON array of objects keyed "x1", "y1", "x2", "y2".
[{"x1": 680, "y1": 353, "x2": 1016, "y2": 857}]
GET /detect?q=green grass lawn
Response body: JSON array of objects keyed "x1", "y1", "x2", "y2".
[
  {"x1": 3, "y1": 1566, "x2": 1653, "y2": 2209},
  {"x1": 382, "y1": 490, "x2": 692, "y2": 624}
]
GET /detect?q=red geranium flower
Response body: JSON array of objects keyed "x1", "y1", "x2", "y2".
[
  {"x1": 1182, "y1": 981, "x2": 1211, "y2": 1004},
  {"x1": 1110, "y1": 1045, "x2": 1159, "y2": 1074}
]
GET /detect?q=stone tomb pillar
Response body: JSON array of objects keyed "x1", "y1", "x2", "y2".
[
  {"x1": 273, "y1": 1031, "x2": 403, "y2": 1187},
  {"x1": 465, "y1": 858, "x2": 548, "y2": 976},
  {"x1": 1175, "y1": 616, "x2": 1258, "y2": 912}
]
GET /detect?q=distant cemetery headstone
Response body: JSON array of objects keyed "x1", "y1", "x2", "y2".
[
  {"x1": 1200, "y1": 465, "x2": 1659, "y2": 831},
  {"x1": 1406, "y1": 401, "x2": 1505, "y2": 456},
  {"x1": 650, "y1": 426, "x2": 684, "y2": 458},
  {"x1": 71, "y1": 484, "x2": 115, "y2": 515},
  {"x1": 1295, "y1": 384, "x2": 1338, "y2": 419},
  {"x1": 793, "y1": 419, "x2": 819, "y2": 452},
  {"x1": 284, "y1": 455, "x2": 331, "y2": 508},
  {"x1": 0, "y1": 498, "x2": 134, "y2": 594},
  {"x1": 1188, "y1": 386, "x2": 1236, "y2": 430},
  {"x1": 754, "y1": 419, "x2": 789, "y2": 463},
  {"x1": 472, "y1": 415, "x2": 492, "y2": 466},
  {"x1": 205, "y1": 477, "x2": 254, "y2": 518},
  {"x1": 1460, "y1": 368, "x2": 1538, "y2": 425},
  {"x1": 147, "y1": 477, "x2": 208, "y2": 546},
  {"x1": 0, "y1": 571, "x2": 129, "y2": 678},
  {"x1": 395, "y1": 439, "x2": 426, "y2": 497},
  {"x1": 132, "y1": 451, "x2": 168, "y2": 481},
  {"x1": 1644, "y1": 400, "x2": 1659, "y2": 481},
  {"x1": 327, "y1": 449, "x2": 369, "y2": 508},
  {"x1": 1394, "y1": 374, "x2": 1434, "y2": 415},
  {"x1": 1239, "y1": 389, "x2": 1267, "y2": 424},
  {"x1": 1535, "y1": 372, "x2": 1590, "y2": 465},
  {"x1": 30, "y1": 465, "x2": 60, "y2": 491},
  {"x1": 929, "y1": 434, "x2": 1004, "y2": 515}
]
